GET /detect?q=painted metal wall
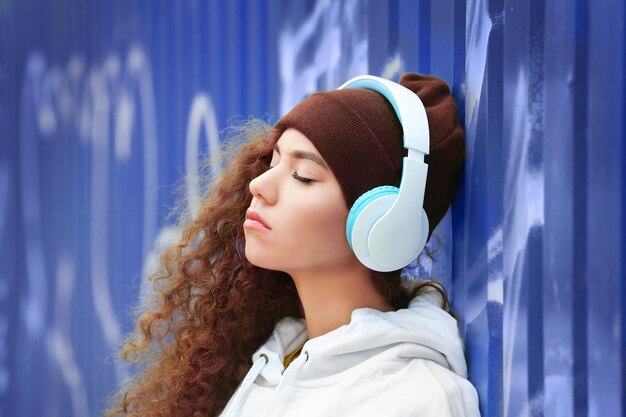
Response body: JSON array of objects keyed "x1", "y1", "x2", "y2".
[{"x1": 0, "y1": 0, "x2": 624, "y2": 416}]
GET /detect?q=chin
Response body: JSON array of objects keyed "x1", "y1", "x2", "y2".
[{"x1": 244, "y1": 245, "x2": 277, "y2": 270}]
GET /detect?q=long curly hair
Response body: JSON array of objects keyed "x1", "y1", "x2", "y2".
[{"x1": 105, "y1": 120, "x2": 451, "y2": 417}]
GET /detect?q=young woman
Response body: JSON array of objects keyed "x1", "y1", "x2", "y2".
[{"x1": 107, "y1": 73, "x2": 480, "y2": 417}]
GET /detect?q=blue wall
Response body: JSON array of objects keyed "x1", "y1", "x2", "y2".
[{"x1": 1, "y1": 0, "x2": 624, "y2": 416}]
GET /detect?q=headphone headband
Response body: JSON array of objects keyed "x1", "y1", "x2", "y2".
[{"x1": 337, "y1": 75, "x2": 430, "y2": 156}]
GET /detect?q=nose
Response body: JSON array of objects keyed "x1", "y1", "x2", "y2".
[{"x1": 248, "y1": 166, "x2": 278, "y2": 205}]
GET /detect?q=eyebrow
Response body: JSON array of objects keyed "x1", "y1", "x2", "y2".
[{"x1": 273, "y1": 143, "x2": 328, "y2": 170}]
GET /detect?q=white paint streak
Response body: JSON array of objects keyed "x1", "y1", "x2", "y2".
[
  {"x1": 88, "y1": 68, "x2": 121, "y2": 350},
  {"x1": 465, "y1": 0, "x2": 492, "y2": 138},
  {"x1": 278, "y1": 0, "x2": 368, "y2": 115},
  {"x1": 127, "y1": 45, "x2": 159, "y2": 266},
  {"x1": 544, "y1": 374, "x2": 574, "y2": 417},
  {"x1": 114, "y1": 91, "x2": 135, "y2": 160},
  {"x1": 49, "y1": 255, "x2": 89, "y2": 417},
  {"x1": 502, "y1": 68, "x2": 545, "y2": 417},
  {"x1": 380, "y1": 54, "x2": 405, "y2": 81},
  {"x1": 185, "y1": 94, "x2": 221, "y2": 217},
  {"x1": 487, "y1": 226, "x2": 504, "y2": 304},
  {"x1": 19, "y1": 53, "x2": 49, "y2": 338}
]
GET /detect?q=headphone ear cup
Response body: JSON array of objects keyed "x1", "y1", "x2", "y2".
[{"x1": 346, "y1": 186, "x2": 399, "y2": 271}]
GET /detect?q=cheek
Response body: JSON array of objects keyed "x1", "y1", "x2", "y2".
[{"x1": 286, "y1": 193, "x2": 351, "y2": 255}]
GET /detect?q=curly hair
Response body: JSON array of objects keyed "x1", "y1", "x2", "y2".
[{"x1": 105, "y1": 120, "x2": 452, "y2": 417}]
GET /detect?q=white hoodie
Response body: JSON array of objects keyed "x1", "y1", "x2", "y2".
[{"x1": 219, "y1": 293, "x2": 481, "y2": 417}]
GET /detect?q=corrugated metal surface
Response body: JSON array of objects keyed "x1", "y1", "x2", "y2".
[{"x1": 0, "y1": 0, "x2": 623, "y2": 416}]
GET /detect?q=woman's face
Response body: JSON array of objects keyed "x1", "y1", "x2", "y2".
[{"x1": 244, "y1": 128, "x2": 359, "y2": 274}]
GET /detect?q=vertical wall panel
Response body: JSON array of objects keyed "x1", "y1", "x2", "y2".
[
  {"x1": 622, "y1": 1, "x2": 626, "y2": 414},
  {"x1": 572, "y1": 0, "x2": 590, "y2": 415},
  {"x1": 543, "y1": 0, "x2": 575, "y2": 415},
  {"x1": 587, "y1": 0, "x2": 623, "y2": 416}
]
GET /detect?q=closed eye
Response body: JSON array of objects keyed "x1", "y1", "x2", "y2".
[{"x1": 292, "y1": 172, "x2": 313, "y2": 184}]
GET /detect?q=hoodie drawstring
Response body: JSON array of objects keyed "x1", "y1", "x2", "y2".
[{"x1": 223, "y1": 354, "x2": 268, "y2": 417}]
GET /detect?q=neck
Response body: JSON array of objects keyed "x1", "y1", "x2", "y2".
[{"x1": 289, "y1": 263, "x2": 394, "y2": 340}]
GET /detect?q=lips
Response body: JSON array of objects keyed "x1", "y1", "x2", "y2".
[{"x1": 245, "y1": 209, "x2": 272, "y2": 230}]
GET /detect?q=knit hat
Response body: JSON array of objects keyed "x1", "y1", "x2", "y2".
[{"x1": 273, "y1": 73, "x2": 465, "y2": 241}]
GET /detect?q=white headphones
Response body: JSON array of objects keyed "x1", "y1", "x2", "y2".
[{"x1": 338, "y1": 75, "x2": 430, "y2": 272}]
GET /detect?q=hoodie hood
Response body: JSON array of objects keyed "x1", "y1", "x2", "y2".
[{"x1": 251, "y1": 289, "x2": 467, "y2": 386}]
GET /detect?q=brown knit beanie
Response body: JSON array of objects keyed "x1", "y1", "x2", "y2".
[{"x1": 274, "y1": 73, "x2": 465, "y2": 240}]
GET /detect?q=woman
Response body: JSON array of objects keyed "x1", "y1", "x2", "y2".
[{"x1": 107, "y1": 73, "x2": 480, "y2": 417}]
